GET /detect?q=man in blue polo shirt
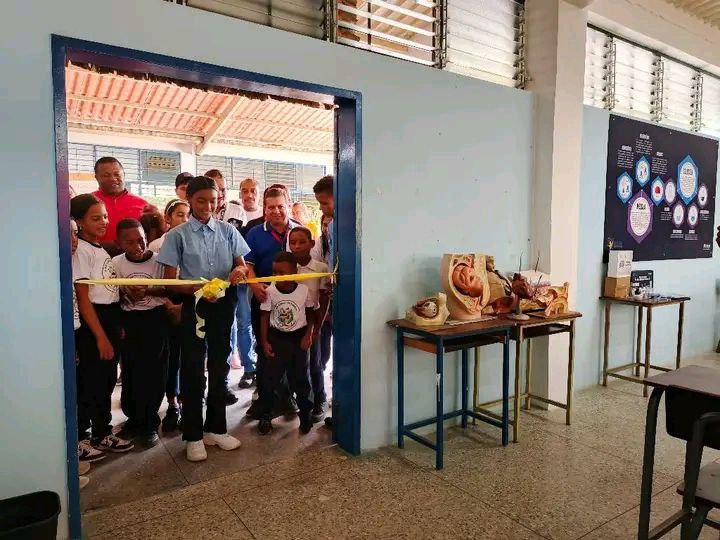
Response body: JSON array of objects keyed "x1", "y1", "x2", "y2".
[{"x1": 244, "y1": 187, "x2": 297, "y2": 418}]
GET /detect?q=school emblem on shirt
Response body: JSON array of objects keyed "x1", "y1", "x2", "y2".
[
  {"x1": 273, "y1": 300, "x2": 299, "y2": 331},
  {"x1": 101, "y1": 258, "x2": 119, "y2": 294}
]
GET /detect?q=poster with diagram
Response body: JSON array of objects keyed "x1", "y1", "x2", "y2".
[{"x1": 603, "y1": 115, "x2": 718, "y2": 261}]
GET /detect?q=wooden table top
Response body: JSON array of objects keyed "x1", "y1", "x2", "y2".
[
  {"x1": 646, "y1": 366, "x2": 720, "y2": 398},
  {"x1": 386, "y1": 317, "x2": 514, "y2": 338},
  {"x1": 600, "y1": 295, "x2": 690, "y2": 307}
]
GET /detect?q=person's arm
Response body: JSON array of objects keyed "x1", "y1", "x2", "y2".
[
  {"x1": 261, "y1": 311, "x2": 273, "y2": 359},
  {"x1": 75, "y1": 284, "x2": 114, "y2": 360},
  {"x1": 228, "y1": 255, "x2": 249, "y2": 285},
  {"x1": 246, "y1": 264, "x2": 268, "y2": 303},
  {"x1": 301, "y1": 308, "x2": 315, "y2": 351},
  {"x1": 314, "y1": 289, "x2": 330, "y2": 342}
]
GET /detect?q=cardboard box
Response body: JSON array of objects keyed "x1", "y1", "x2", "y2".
[
  {"x1": 604, "y1": 276, "x2": 631, "y2": 298},
  {"x1": 608, "y1": 250, "x2": 633, "y2": 278}
]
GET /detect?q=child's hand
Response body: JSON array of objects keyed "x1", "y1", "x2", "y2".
[
  {"x1": 263, "y1": 341, "x2": 274, "y2": 359},
  {"x1": 96, "y1": 336, "x2": 114, "y2": 360},
  {"x1": 301, "y1": 333, "x2": 312, "y2": 351},
  {"x1": 252, "y1": 283, "x2": 268, "y2": 303}
]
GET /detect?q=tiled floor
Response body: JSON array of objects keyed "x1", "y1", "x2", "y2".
[{"x1": 82, "y1": 355, "x2": 720, "y2": 539}]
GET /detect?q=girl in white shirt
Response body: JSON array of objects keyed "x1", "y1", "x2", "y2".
[{"x1": 71, "y1": 194, "x2": 133, "y2": 455}]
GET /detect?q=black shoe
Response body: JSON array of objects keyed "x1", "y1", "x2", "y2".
[
  {"x1": 324, "y1": 416, "x2": 333, "y2": 428},
  {"x1": 238, "y1": 372, "x2": 256, "y2": 389},
  {"x1": 300, "y1": 414, "x2": 312, "y2": 434},
  {"x1": 115, "y1": 422, "x2": 138, "y2": 441},
  {"x1": 162, "y1": 406, "x2": 180, "y2": 432},
  {"x1": 225, "y1": 387, "x2": 239, "y2": 406},
  {"x1": 140, "y1": 431, "x2": 160, "y2": 447},
  {"x1": 311, "y1": 401, "x2": 327, "y2": 423},
  {"x1": 258, "y1": 418, "x2": 272, "y2": 435},
  {"x1": 246, "y1": 402, "x2": 261, "y2": 420}
]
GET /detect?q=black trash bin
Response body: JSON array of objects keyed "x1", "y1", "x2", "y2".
[{"x1": 0, "y1": 491, "x2": 60, "y2": 540}]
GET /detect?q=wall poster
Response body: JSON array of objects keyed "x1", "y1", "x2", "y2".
[{"x1": 603, "y1": 115, "x2": 718, "y2": 261}]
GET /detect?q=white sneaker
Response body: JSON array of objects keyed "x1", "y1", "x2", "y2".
[
  {"x1": 186, "y1": 440, "x2": 207, "y2": 462},
  {"x1": 78, "y1": 461, "x2": 90, "y2": 475},
  {"x1": 203, "y1": 432, "x2": 241, "y2": 451},
  {"x1": 79, "y1": 476, "x2": 89, "y2": 489}
]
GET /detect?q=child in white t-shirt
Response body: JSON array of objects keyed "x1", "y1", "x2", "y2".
[
  {"x1": 113, "y1": 218, "x2": 170, "y2": 446},
  {"x1": 288, "y1": 227, "x2": 331, "y2": 422},
  {"x1": 71, "y1": 194, "x2": 133, "y2": 456},
  {"x1": 148, "y1": 199, "x2": 190, "y2": 253},
  {"x1": 258, "y1": 252, "x2": 316, "y2": 435}
]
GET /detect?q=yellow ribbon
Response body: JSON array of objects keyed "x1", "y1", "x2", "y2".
[{"x1": 75, "y1": 272, "x2": 335, "y2": 338}]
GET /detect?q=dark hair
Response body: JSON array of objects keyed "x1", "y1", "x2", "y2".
[
  {"x1": 139, "y1": 205, "x2": 163, "y2": 238},
  {"x1": 204, "y1": 169, "x2": 223, "y2": 179},
  {"x1": 264, "y1": 187, "x2": 287, "y2": 202},
  {"x1": 175, "y1": 172, "x2": 193, "y2": 188},
  {"x1": 70, "y1": 193, "x2": 103, "y2": 220},
  {"x1": 164, "y1": 198, "x2": 190, "y2": 216},
  {"x1": 94, "y1": 156, "x2": 124, "y2": 174},
  {"x1": 116, "y1": 218, "x2": 143, "y2": 237},
  {"x1": 289, "y1": 227, "x2": 312, "y2": 242},
  {"x1": 186, "y1": 176, "x2": 218, "y2": 199},
  {"x1": 313, "y1": 175, "x2": 334, "y2": 196},
  {"x1": 274, "y1": 251, "x2": 297, "y2": 266}
]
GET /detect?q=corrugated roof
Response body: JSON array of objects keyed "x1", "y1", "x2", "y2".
[{"x1": 65, "y1": 64, "x2": 334, "y2": 153}]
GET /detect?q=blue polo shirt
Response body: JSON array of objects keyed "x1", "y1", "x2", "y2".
[
  {"x1": 157, "y1": 215, "x2": 250, "y2": 280},
  {"x1": 245, "y1": 220, "x2": 296, "y2": 277}
]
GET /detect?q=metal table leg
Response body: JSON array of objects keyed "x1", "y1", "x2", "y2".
[
  {"x1": 502, "y1": 330, "x2": 510, "y2": 447},
  {"x1": 461, "y1": 348, "x2": 468, "y2": 429},
  {"x1": 603, "y1": 303, "x2": 611, "y2": 386},
  {"x1": 473, "y1": 347, "x2": 480, "y2": 426},
  {"x1": 676, "y1": 302, "x2": 684, "y2": 370},
  {"x1": 435, "y1": 337, "x2": 444, "y2": 470},
  {"x1": 638, "y1": 387, "x2": 664, "y2": 540},
  {"x1": 397, "y1": 328, "x2": 404, "y2": 449},
  {"x1": 644, "y1": 307, "x2": 653, "y2": 398},
  {"x1": 524, "y1": 339, "x2": 533, "y2": 410},
  {"x1": 635, "y1": 306, "x2": 644, "y2": 377},
  {"x1": 513, "y1": 329, "x2": 522, "y2": 442},
  {"x1": 566, "y1": 320, "x2": 575, "y2": 426}
]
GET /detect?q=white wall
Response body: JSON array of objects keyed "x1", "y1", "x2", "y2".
[
  {"x1": 575, "y1": 106, "x2": 720, "y2": 389},
  {"x1": 0, "y1": 1, "x2": 533, "y2": 536}
]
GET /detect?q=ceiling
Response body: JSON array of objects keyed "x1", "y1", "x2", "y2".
[
  {"x1": 65, "y1": 63, "x2": 335, "y2": 154},
  {"x1": 667, "y1": 0, "x2": 720, "y2": 29}
]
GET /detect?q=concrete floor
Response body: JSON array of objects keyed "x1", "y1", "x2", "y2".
[{"x1": 82, "y1": 354, "x2": 720, "y2": 539}]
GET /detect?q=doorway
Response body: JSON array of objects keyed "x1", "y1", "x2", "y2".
[{"x1": 52, "y1": 35, "x2": 361, "y2": 538}]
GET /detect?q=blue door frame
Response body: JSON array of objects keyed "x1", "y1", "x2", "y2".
[{"x1": 51, "y1": 35, "x2": 361, "y2": 539}]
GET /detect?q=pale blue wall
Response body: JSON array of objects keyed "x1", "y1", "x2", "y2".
[
  {"x1": 0, "y1": 1, "x2": 534, "y2": 535},
  {"x1": 575, "y1": 106, "x2": 720, "y2": 389}
]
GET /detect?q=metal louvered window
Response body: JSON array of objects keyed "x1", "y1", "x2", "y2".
[
  {"x1": 444, "y1": 0, "x2": 525, "y2": 88},
  {"x1": 196, "y1": 155, "x2": 326, "y2": 202},
  {"x1": 184, "y1": 0, "x2": 326, "y2": 39},
  {"x1": 169, "y1": 1, "x2": 527, "y2": 88},
  {"x1": 583, "y1": 26, "x2": 720, "y2": 136}
]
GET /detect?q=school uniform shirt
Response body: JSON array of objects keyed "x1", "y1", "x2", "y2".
[
  {"x1": 245, "y1": 207, "x2": 263, "y2": 222},
  {"x1": 112, "y1": 252, "x2": 166, "y2": 311},
  {"x1": 72, "y1": 238, "x2": 120, "y2": 305},
  {"x1": 223, "y1": 200, "x2": 247, "y2": 232},
  {"x1": 73, "y1": 288, "x2": 81, "y2": 330},
  {"x1": 297, "y1": 259, "x2": 329, "y2": 309},
  {"x1": 261, "y1": 283, "x2": 314, "y2": 332},
  {"x1": 245, "y1": 220, "x2": 297, "y2": 278},
  {"x1": 148, "y1": 234, "x2": 165, "y2": 253},
  {"x1": 310, "y1": 218, "x2": 334, "y2": 269},
  {"x1": 157, "y1": 215, "x2": 250, "y2": 281},
  {"x1": 92, "y1": 189, "x2": 148, "y2": 243}
]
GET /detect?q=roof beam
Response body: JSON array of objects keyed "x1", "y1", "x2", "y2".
[
  {"x1": 67, "y1": 93, "x2": 219, "y2": 120},
  {"x1": 67, "y1": 122, "x2": 203, "y2": 143},
  {"x1": 67, "y1": 118, "x2": 201, "y2": 138},
  {"x1": 213, "y1": 135, "x2": 333, "y2": 154},
  {"x1": 196, "y1": 94, "x2": 246, "y2": 155}
]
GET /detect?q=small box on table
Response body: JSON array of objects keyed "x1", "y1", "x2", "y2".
[{"x1": 604, "y1": 276, "x2": 631, "y2": 298}]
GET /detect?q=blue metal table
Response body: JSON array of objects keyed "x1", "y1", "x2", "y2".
[{"x1": 387, "y1": 318, "x2": 514, "y2": 470}]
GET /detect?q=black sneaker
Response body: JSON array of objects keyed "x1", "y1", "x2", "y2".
[
  {"x1": 225, "y1": 387, "x2": 239, "y2": 406},
  {"x1": 140, "y1": 431, "x2": 160, "y2": 447},
  {"x1": 162, "y1": 406, "x2": 180, "y2": 432},
  {"x1": 299, "y1": 414, "x2": 312, "y2": 435},
  {"x1": 311, "y1": 401, "x2": 327, "y2": 423},
  {"x1": 324, "y1": 416, "x2": 333, "y2": 428},
  {"x1": 93, "y1": 434, "x2": 134, "y2": 453},
  {"x1": 238, "y1": 372, "x2": 256, "y2": 389},
  {"x1": 115, "y1": 422, "x2": 138, "y2": 441},
  {"x1": 246, "y1": 402, "x2": 260, "y2": 420},
  {"x1": 258, "y1": 418, "x2": 272, "y2": 435}
]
